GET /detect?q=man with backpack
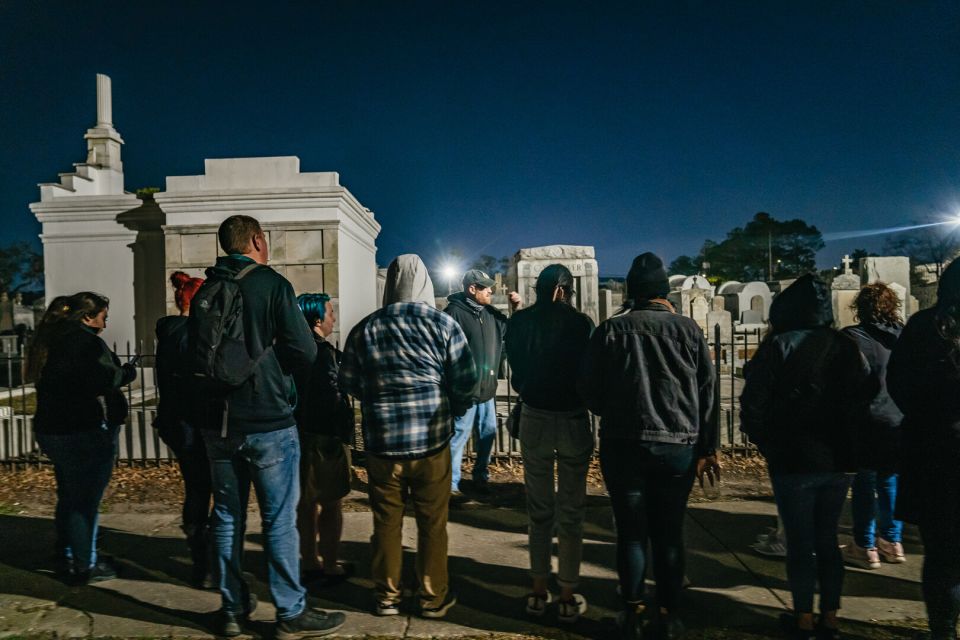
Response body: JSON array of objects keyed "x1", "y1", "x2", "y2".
[{"x1": 192, "y1": 215, "x2": 345, "y2": 638}]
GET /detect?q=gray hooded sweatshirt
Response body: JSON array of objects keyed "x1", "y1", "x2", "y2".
[{"x1": 339, "y1": 254, "x2": 478, "y2": 458}]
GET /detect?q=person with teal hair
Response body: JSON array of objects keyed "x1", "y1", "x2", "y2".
[{"x1": 293, "y1": 293, "x2": 355, "y2": 589}]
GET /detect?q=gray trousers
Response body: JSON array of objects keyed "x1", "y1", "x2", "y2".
[{"x1": 520, "y1": 404, "x2": 594, "y2": 588}]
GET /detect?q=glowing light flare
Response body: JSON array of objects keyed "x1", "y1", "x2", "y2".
[
  {"x1": 441, "y1": 265, "x2": 458, "y2": 281},
  {"x1": 823, "y1": 220, "x2": 957, "y2": 242}
]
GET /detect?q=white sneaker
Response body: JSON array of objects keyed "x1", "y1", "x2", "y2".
[
  {"x1": 877, "y1": 538, "x2": 906, "y2": 564},
  {"x1": 524, "y1": 591, "x2": 553, "y2": 617},
  {"x1": 375, "y1": 600, "x2": 400, "y2": 616},
  {"x1": 557, "y1": 594, "x2": 587, "y2": 624},
  {"x1": 843, "y1": 543, "x2": 881, "y2": 569}
]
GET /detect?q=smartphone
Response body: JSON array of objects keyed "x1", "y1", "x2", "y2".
[{"x1": 127, "y1": 355, "x2": 141, "y2": 367}]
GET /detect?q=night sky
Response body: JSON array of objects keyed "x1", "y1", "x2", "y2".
[{"x1": 2, "y1": 1, "x2": 958, "y2": 276}]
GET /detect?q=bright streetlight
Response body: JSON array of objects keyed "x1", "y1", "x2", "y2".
[{"x1": 441, "y1": 265, "x2": 458, "y2": 295}]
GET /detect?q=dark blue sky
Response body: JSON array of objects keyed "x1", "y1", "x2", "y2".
[{"x1": 2, "y1": 1, "x2": 959, "y2": 275}]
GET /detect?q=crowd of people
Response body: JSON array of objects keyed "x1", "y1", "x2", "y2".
[{"x1": 22, "y1": 212, "x2": 960, "y2": 640}]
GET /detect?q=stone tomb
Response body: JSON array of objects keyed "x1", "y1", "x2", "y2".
[
  {"x1": 831, "y1": 254, "x2": 860, "y2": 329},
  {"x1": 157, "y1": 156, "x2": 381, "y2": 347},
  {"x1": 706, "y1": 296, "x2": 733, "y2": 343},
  {"x1": 668, "y1": 275, "x2": 715, "y2": 333},
  {"x1": 721, "y1": 281, "x2": 772, "y2": 324},
  {"x1": 31, "y1": 74, "x2": 163, "y2": 351},
  {"x1": 509, "y1": 246, "x2": 599, "y2": 324},
  {"x1": 861, "y1": 256, "x2": 912, "y2": 320}
]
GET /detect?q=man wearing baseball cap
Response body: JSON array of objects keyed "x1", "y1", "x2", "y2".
[{"x1": 444, "y1": 269, "x2": 522, "y2": 495}]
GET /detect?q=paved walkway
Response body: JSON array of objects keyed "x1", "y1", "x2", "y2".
[{"x1": 0, "y1": 488, "x2": 927, "y2": 639}]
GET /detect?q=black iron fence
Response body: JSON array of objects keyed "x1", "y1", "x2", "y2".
[{"x1": 0, "y1": 328, "x2": 762, "y2": 466}]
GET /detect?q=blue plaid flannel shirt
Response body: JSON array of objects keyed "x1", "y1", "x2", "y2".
[{"x1": 339, "y1": 302, "x2": 478, "y2": 459}]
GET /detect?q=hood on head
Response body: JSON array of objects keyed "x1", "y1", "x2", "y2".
[
  {"x1": 383, "y1": 254, "x2": 436, "y2": 306},
  {"x1": 938, "y1": 259, "x2": 960, "y2": 307},
  {"x1": 768, "y1": 273, "x2": 833, "y2": 333}
]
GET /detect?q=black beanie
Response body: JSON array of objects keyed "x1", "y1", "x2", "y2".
[{"x1": 627, "y1": 252, "x2": 670, "y2": 300}]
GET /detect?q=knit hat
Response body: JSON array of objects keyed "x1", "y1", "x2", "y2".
[{"x1": 626, "y1": 252, "x2": 670, "y2": 300}]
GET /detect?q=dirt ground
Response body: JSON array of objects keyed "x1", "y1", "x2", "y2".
[{"x1": 0, "y1": 452, "x2": 771, "y2": 516}]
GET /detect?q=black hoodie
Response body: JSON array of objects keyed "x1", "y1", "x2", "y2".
[
  {"x1": 740, "y1": 274, "x2": 872, "y2": 473},
  {"x1": 192, "y1": 256, "x2": 317, "y2": 434}
]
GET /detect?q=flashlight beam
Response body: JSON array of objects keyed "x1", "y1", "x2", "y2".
[{"x1": 822, "y1": 220, "x2": 956, "y2": 242}]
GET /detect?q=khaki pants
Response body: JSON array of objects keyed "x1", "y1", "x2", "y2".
[{"x1": 367, "y1": 445, "x2": 451, "y2": 608}]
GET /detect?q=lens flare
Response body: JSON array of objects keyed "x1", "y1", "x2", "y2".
[{"x1": 822, "y1": 220, "x2": 956, "y2": 242}]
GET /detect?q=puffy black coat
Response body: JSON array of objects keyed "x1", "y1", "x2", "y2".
[
  {"x1": 740, "y1": 275, "x2": 872, "y2": 474},
  {"x1": 444, "y1": 292, "x2": 508, "y2": 403},
  {"x1": 841, "y1": 322, "x2": 903, "y2": 470},
  {"x1": 34, "y1": 325, "x2": 136, "y2": 434},
  {"x1": 577, "y1": 301, "x2": 717, "y2": 455}
]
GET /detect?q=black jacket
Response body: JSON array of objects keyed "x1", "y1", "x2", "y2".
[
  {"x1": 578, "y1": 301, "x2": 717, "y2": 454},
  {"x1": 887, "y1": 308, "x2": 960, "y2": 523},
  {"x1": 293, "y1": 336, "x2": 354, "y2": 441},
  {"x1": 444, "y1": 292, "x2": 508, "y2": 403},
  {"x1": 34, "y1": 325, "x2": 136, "y2": 434},
  {"x1": 193, "y1": 256, "x2": 317, "y2": 434},
  {"x1": 740, "y1": 275, "x2": 872, "y2": 473},
  {"x1": 841, "y1": 322, "x2": 903, "y2": 470},
  {"x1": 505, "y1": 302, "x2": 594, "y2": 411},
  {"x1": 154, "y1": 315, "x2": 197, "y2": 449}
]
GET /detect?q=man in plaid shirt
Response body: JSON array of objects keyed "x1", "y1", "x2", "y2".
[{"x1": 339, "y1": 254, "x2": 477, "y2": 619}]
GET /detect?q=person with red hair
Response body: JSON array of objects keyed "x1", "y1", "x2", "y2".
[{"x1": 155, "y1": 270, "x2": 212, "y2": 588}]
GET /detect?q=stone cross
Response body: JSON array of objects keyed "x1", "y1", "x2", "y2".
[
  {"x1": 842, "y1": 254, "x2": 853, "y2": 274},
  {"x1": 96, "y1": 73, "x2": 112, "y2": 127}
]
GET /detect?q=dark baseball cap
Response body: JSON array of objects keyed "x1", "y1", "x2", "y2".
[{"x1": 462, "y1": 269, "x2": 496, "y2": 289}]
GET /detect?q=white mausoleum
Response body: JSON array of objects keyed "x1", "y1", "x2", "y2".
[{"x1": 32, "y1": 74, "x2": 381, "y2": 352}]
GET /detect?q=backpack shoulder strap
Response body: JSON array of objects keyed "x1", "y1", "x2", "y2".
[{"x1": 234, "y1": 262, "x2": 263, "y2": 281}]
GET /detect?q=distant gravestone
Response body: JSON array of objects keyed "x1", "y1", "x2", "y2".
[
  {"x1": 599, "y1": 289, "x2": 614, "y2": 322},
  {"x1": 832, "y1": 254, "x2": 861, "y2": 328},
  {"x1": 691, "y1": 296, "x2": 710, "y2": 332},
  {"x1": 712, "y1": 296, "x2": 726, "y2": 312},
  {"x1": 889, "y1": 282, "x2": 908, "y2": 321},
  {"x1": 707, "y1": 308, "x2": 733, "y2": 343},
  {"x1": 0, "y1": 293, "x2": 12, "y2": 333},
  {"x1": 740, "y1": 309, "x2": 763, "y2": 326},
  {"x1": 861, "y1": 256, "x2": 912, "y2": 318}
]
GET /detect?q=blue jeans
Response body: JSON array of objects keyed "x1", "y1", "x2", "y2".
[
  {"x1": 203, "y1": 426, "x2": 305, "y2": 620},
  {"x1": 599, "y1": 440, "x2": 696, "y2": 612},
  {"x1": 771, "y1": 472, "x2": 852, "y2": 614},
  {"x1": 37, "y1": 424, "x2": 119, "y2": 571},
  {"x1": 450, "y1": 398, "x2": 497, "y2": 491},
  {"x1": 851, "y1": 469, "x2": 902, "y2": 548}
]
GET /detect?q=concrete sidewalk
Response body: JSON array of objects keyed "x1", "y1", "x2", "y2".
[{"x1": 0, "y1": 489, "x2": 927, "y2": 639}]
